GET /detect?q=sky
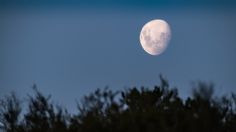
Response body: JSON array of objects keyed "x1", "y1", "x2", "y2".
[{"x1": 0, "y1": 0, "x2": 236, "y2": 113}]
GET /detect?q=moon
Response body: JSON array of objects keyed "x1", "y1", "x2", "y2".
[{"x1": 140, "y1": 19, "x2": 171, "y2": 56}]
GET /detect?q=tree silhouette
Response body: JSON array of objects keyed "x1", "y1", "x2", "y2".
[
  {"x1": 23, "y1": 85, "x2": 68, "y2": 132},
  {"x1": 0, "y1": 93, "x2": 21, "y2": 132},
  {"x1": 0, "y1": 77, "x2": 236, "y2": 132}
]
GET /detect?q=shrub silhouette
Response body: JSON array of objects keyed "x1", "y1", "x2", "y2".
[{"x1": 0, "y1": 77, "x2": 236, "y2": 132}]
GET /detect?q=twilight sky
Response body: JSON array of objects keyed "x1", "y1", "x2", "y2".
[{"x1": 1, "y1": 0, "x2": 236, "y2": 113}]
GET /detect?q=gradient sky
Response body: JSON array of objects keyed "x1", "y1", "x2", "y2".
[{"x1": 1, "y1": 0, "x2": 236, "y2": 113}]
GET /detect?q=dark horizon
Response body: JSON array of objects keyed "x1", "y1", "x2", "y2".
[{"x1": 1, "y1": 77, "x2": 236, "y2": 132}]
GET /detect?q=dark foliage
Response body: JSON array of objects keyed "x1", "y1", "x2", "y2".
[{"x1": 0, "y1": 77, "x2": 236, "y2": 132}]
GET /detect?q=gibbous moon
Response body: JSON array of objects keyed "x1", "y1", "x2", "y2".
[{"x1": 140, "y1": 19, "x2": 171, "y2": 56}]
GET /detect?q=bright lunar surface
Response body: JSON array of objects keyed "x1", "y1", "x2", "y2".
[{"x1": 140, "y1": 19, "x2": 171, "y2": 56}]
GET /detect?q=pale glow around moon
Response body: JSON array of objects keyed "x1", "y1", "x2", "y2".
[{"x1": 140, "y1": 19, "x2": 171, "y2": 56}]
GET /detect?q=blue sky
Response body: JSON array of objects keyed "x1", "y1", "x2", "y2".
[{"x1": 1, "y1": 0, "x2": 236, "y2": 113}]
